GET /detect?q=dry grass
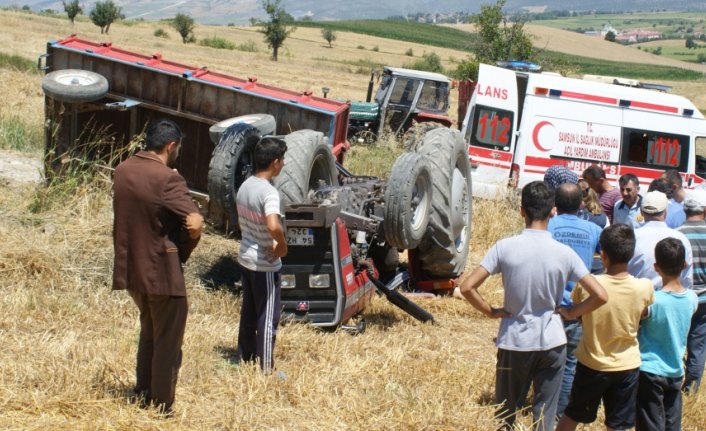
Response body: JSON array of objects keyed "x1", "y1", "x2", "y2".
[
  {"x1": 0, "y1": 10, "x2": 463, "y2": 108},
  {"x1": 0, "y1": 173, "x2": 509, "y2": 430},
  {"x1": 2, "y1": 163, "x2": 706, "y2": 429}
]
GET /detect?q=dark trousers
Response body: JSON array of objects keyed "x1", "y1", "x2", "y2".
[
  {"x1": 236, "y1": 266, "x2": 281, "y2": 372},
  {"x1": 684, "y1": 301, "x2": 706, "y2": 393},
  {"x1": 129, "y1": 291, "x2": 188, "y2": 411},
  {"x1": 636, "y1": 371, "x2": 683, "y2": 431},
  {"x1": 495, "y1": 345, "x2": 566, "y2": 431},
  {"x1": 557, "y1": 320, "x2": 582, "y2": 418}
]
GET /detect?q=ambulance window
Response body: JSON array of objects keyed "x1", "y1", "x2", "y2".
[
  {"x1": 470, "y1": 105, "x2": 514, "y2": 151},
  {"x1": 516, "y1": 75, "x2": 528, "y2": 126},
  {"x1": 621, "y1": 128, "x2": 688, "y2": 171},
  {"x1": 696, "y1": 137, "x2": 706, "y2": 179}
]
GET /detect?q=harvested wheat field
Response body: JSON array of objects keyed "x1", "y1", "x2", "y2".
[
  {"x1": 0, "y1": 10, "x2": 466, "y2": 109},
  {"x1": 2, "y1": 9, "x2": 706, "y2": 430}
]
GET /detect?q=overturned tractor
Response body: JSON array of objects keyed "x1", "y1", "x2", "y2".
[
  {"x1": 208, "y1": 121, "x2": 472, "y2": 328},
  {"x1": 39, "y1": 36, "x2": 472, "y2": 330}
]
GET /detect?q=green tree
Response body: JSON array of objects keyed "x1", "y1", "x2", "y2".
[
  {"x1": 254, "y1": 0, "x2": 296, "y2": 61},
  {"x1": 407, "y1": 52, "x2": 443, "y2": 73},
  {"x1": 89, "y1": 0, "x2": 122, "y2": 34},
  {"x1": 472, "y1": 0, "x2": 534, "y2": 64},
  {"x1": 172, "y1": 13, "x2": 195, "y2": 44},
  {"x1": 686, "y1": 36, "x2": 697, "y2": 49},
  {"x1": 453, "y1": 0, "x2": 533, "y2": 80},
  {"x1": 321, "y1": 27, "x2": 337, "y2": 48},
  {"x1": 62, "y1": 0, "x2": 82, "y2": 24},
  {"x1": 605, "y1": 30, "x2": 616, "y2": 42}
]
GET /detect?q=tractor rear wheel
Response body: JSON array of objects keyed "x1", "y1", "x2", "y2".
[
  {"x1": 402, "y1": 121, "x2": 443, "y2": 151},
  {"x1": 207, "y1": 123, "x2": 262, "y2": 230},
  {"x1": 274, "y1": 130, "x2": 338, "y2": 204},
  {"x1": 415, "y1": 128, "x2": 472, "y2": 279},
  {"x1": 208, "y1": 114, "x2": 276, "y2": 145},
  {"x1": 41, "y1": 69, "x2": 109, "y2": 103},
  {"x1": 384, "y1": 152, "x2": 432, "y2": 250}
]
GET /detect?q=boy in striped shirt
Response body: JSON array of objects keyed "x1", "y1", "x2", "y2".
[{"x1": 235, "y1": 137, "x2": 288, "y2": 372}]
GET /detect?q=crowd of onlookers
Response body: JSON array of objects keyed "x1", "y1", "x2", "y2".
[{"x1": 460, "y1": 164, "x2": 706, "y2": 431}]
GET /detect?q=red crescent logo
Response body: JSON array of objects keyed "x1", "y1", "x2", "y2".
[{"x1": 532, "y1": 121, "x2": 554, "y2": 152}]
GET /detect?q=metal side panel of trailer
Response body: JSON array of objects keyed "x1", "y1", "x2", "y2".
[{"x1": 41, "y1": 35, "x2": 350, "y2": 194}]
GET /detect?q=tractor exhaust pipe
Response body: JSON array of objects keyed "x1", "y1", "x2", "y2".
[
  {"x1": 367, "y1": 271, "x2": 434, "y2": 323},
  {"x1": 365, "y1": 69, "x2": 375, "y2": 102}
]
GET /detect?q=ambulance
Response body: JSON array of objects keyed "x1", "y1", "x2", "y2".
[{"x1": 461, "y1": 63, "x2": 706, "y2": 198}]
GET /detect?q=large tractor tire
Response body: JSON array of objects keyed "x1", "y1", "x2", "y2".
[
  {"x1": 208, "y1": 114, "x2": 276, "y2": 145},
  {"x1": 383, "y1": 152, "x2": 432, "y2": 250},
  {"x1": 402, "y1": 121, "x2": 443, "y2": 151},
  {"x1": 416, "y1": 128, "x2": 472, "y2": 279},
  {"x1": 41, "y1": 69, "x2": 109, "y2": 103},
  {"x1": 274, "y1": 130, "x2": 338, "y2": 204},
  {"x1": 207, "y1": 123, "x2": 262, "y2": 229}
]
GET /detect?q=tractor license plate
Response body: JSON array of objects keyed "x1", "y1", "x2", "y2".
[{"x1": 286, "y1": 227, "x2": 314, "y2": 246}]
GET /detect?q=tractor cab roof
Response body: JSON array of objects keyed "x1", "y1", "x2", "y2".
[{"x1": 383, "y1": 67, "x2": 451, "y2": 84}]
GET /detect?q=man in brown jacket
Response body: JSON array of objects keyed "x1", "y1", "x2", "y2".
[{"x1": 113, "y1": 118, "x2": 203, "y2": 415}]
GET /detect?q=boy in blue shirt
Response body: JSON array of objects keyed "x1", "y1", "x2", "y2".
[
  {"x1": 548, "y1": 183, "x2": 603, "y2": 417},
  {"x1": 636, "y1": 238, "x2": 698, "y2": 431}
]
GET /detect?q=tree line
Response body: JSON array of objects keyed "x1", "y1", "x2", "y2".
[{"x1": 57, "y1": 0, "x2": 532, "y2": 76}]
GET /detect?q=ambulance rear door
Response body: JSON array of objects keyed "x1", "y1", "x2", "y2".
[{"x1": 462, "y1": 64, "x2": 520, "y2": 198}]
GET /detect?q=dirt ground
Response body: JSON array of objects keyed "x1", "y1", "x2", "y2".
[{"x1": 0, "y1": 149, "x2": 42, "y2": 184}]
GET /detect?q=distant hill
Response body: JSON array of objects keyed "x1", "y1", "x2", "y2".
[{"x1": 4, "y1": 0, "x2": 706, "y2": 24}]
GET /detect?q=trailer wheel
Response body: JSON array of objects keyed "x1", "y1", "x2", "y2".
[
  {"x1": 274, "y1": 130, "x2": 338, "y2": 204},
  {"x1": 384, "y1": 152, "x2": 432, "y2": 250},
  {"x1": 209, "y1": 114, "x2": 276, "y2": 145},
  {"x1": 41, "y1": 69, "x2": 109, "y2": 103},
  {"x1": 416, "y1": 128, "x2": 472, "y2": 278},
  {"x1": 402, "y1": 121, "x2": 443, "y2": 151},
  {"x1": 207, "y1": 123, "x2": 262, "y2": 229}
]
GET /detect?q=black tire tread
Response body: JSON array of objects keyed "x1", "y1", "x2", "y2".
[
  {"x1": 274, "y1": 130, "x2": 337, "y2": 204},
  {"x1": 207, "y1": 123, "x2": 262, "y2": 229},
  {"x1": 402, "y1": 121, "x2": 444, "y2": 151},
  {"x1": 416, "y1": 128, "x2": 472, "y2": 278},
  {"x1": 384, "y1": 152, "x2": 432, "y2": 250}
]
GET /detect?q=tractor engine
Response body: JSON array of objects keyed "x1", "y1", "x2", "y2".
[{"x1": 309, "y1": 176, "x2": 400, "y2": 279}]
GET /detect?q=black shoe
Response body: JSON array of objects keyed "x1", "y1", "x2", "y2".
[
  {"x1": 155, "y1": 403, "x2": 174, "y2": 419},
  {"x1": 130, "y1": 388, "x2": 151, "y2": 409}
]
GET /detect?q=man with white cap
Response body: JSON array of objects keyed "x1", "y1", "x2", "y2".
[
  {"x1": 677, "y1": 188, "x2": 706, "y2": 393},
  {"x1": 627, "y1": 191, "x2": 693, "y2": 290}
]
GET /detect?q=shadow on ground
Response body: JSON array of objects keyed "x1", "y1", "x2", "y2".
[{"x1": 198, "y1": 255, "x2": 242, "y2": 293}]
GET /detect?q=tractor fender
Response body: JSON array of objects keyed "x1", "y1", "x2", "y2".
[
  {"x1": 412, "y1": 112, "x2": 453, "y2": 127},
  {"x1": 208, "y1": 114, "x2": 276, "y2": 145}
]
